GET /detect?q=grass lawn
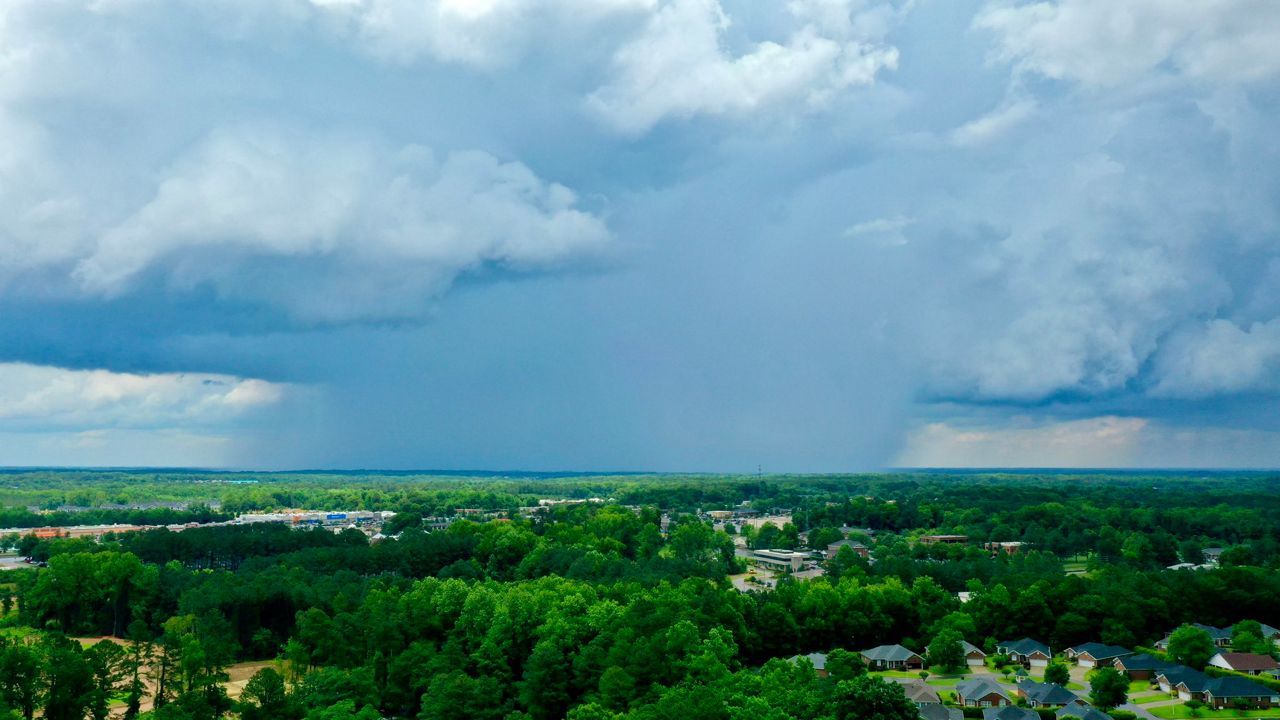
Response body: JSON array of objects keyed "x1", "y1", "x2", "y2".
[
  {"x1": 1132, "y1": 695, "x2": 1171, "y2": 705},
  {"x1": 1131, "y1": 681, "x2": 1157, "y2": 693},
  {"x1": 1063, "y1": 561, "x2": 1088, "y2": 575},
  {"x1": 1150, "y1": 706, "x2": 1280, "y2": 719}
]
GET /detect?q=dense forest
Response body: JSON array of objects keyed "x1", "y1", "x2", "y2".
[{"x1": 0, "y1": 471, "x2": 1277, "y2": 719}]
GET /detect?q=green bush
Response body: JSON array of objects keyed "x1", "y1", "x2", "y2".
[{"x1": 1108, "y1": 711, "x2": 1137, "y2": 720}]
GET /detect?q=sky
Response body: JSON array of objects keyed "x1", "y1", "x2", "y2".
[{"x1": 1, "y1": 0, "x2": 1280, "y2": 470}]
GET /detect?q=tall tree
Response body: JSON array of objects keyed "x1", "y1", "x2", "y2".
[{"x1": 1167, "y1": 625, "x2": 1217, "y2": 669}]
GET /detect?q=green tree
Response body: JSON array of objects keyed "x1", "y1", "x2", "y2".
[
  {"x1": 1167, "y1": 625, "x2": 1217, "y2": 669},
  {"x1": 1043, "y1": 661, "x2": 1070, "y2": 686},
  {"x1": 1088, "y1": 667, "x2": 1128, "y2": 709},
  {"x1": 237, "y1": 668, "x2": 295, "y2": 720},
  {"x1": 1231, "y1": 621, "x2": 1269, "y2": 655},
  {"x1": 928, "y1": 630, "x2": 965, "y2": 673},
  {"x1": 825, "y1": 649, "x2": 867, "y2": 682},
  {"x1": 830, "y1": 676, "x2": 918, "y2": 720}
]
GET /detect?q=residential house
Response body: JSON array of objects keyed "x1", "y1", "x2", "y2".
[
  {"x1": 1209, "y1": 652, "x2": 1280, "y2": 676},
  {"x1": 1202, "y1": 548, "x2": 1224, "y2": 565},
  {"x1": 1156, "y1": 667, "x2": 1209, "y2": 699},
  {"x1": 955, "y1": 678, "x2": 1012, "y2": 708},
  {"x1": 1201, "y1": 677, "x2": 1279, "y2": 709},
  {"x1": 919, "y1": 705, "x2": 963, "y2": 720},
  {"x1": 962, "y1": 640, "x2": 988, "y2": 668},
  {"x1": 1016, "y1": 680, "x2": 1078, "y2": 707},
  {"x1": 826, "y1": 539, "x2": 870, "y2": 559},
  {"x1": 1057, "y1": 700, "x2": 1110, "y2": 720},
  {"x1": 862, "y1": 644, "x2": 925, "y2": 670},
  {"x1": 1157, "y1": 624, "x2": 1231, "y2": 650},
  {"x1": 1114, "y1": 653, "x2": 1178, "y2": 681},
  {"x1": 1065, "y1": 643, "x2": 1132, "y2": 669},
  {"x1": 900, "y1": 680, "x2": 942, "y2": 706},
  {"x1": 982, "y1": 707, "x2": 1038, "y2": 720},
  {"x1": 997, "y1": 638, "x2": 1052, "y2": 668},
  {"x1": 787, "y1": 652, "x2": 829, "y2": 678}
]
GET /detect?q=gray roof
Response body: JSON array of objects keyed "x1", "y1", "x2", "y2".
[
  {"x1": 1160, "y1": 667, "x2": 1209, "y2": 693},
  {"x1": 1116, "y1": 653, "x2": 1178, "y2": 672},
  {"x1": 1258, "y1": 623, "x2": 1280, "y2": 639},
  {"x1": 862, "y1": 644, "x2": 923, "y2": 662},
  {"x1": 1058, "y1": 700, "x2": 1110, "y2": 720},
  {"x1": 900, "y1": 679, "x2": 942, "y2": 704},
  {"x1": 957, "y1": 678, "x2": 1011, "y2": 702},
  {"x1": 787, "y1": 652, "x2": 827, "y2": 671},
  {"x1": 983, "y1": 707, "x2": 1039, "y2": 720},
  {"x1": 962, "y1": 640, "x2": 987, "y2": 656},
  {"x1": 998, "y1": 638, "x2": 1051, "y2": 657},
  {"x1": 1068, "y1": 642, "x2": 1132, "y2": 660},
  {"x1": 1203, "y1": 676, "x2": 1275, "y2": 699},
  {"x1": 920, "y1": 705, "x2": 963, "y2": 720},
  {"x1": 1018, "y1": 680, "x2": 1078, "y2": 705}
]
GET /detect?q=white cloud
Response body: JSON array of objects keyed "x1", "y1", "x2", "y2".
[
  {"x1": 975, "y1": 0, "x2": 1280, "y2": 89},
  {"x1": 950, "y1": 97, "x2": 1035, "y2": 146},
  {"x1": 1149, "y1": 319, "x2": 1280, "y2": 398},
  {"x1": 587, "y1": 0, "x2": 902, "y2": 135},
  {"x1": 63, "y1": 126, "x2": 614, "y2": 324},
  {"x1": 0, "y1": 363, "x2": 286, "y2": 431},
  {"x1": 843, "y1": 215, "x2": 913, "y2": 246}
]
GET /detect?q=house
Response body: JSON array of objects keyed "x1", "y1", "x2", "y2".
[
  {"x1": 862, "y1": 644, "x2": 925, "y2": 670},
  {"x1": 1201, "y1": 676, "x2": 1279, "y2": 709},
  {"x1": 956, "y1": 678, "x2": 1012, "y2": 707},
  {"x1": 997, "y1": 638, "x2": 1052, "y2": 668},
  {"x1": 1157, "y1": 624, "x2": 1231, "y2": 650},
  {"x1": 1114, "y1": 653, "x2": 1178, "y2": 681},
  {"x1": 1065, "y1": 643, "x2": 1133, "y2": 669},
  {"x1": 982, "y1": 706, "x2": 1038, "y2": 720},
  {"x1": 1057, "y1": 700, "x2": 1110, "y2": 720},
  {"x1": 919, "y1": 704, "x2": 963, "y2": 720},
  {"x1": 900, "y1": 680, "x2": 942, "y2": 705},
  {"x1": 826, "y1": 539, "x2": 870, "y2": 559},
  {"x1": 1016, "y1": 680, "x2": 1078, "y2": 707},
  {"x1": 985, "y1": 541, "x2": 1026, "y2": 555},
  {"x1": 962, "y1": 640, "x2": 988, "y2": 667},
  {"x1": 1209, "y1": 652, "x2": 1280, "y2": 675},
  {"x1": 1156, "y1": 667, "x2": 1209, "y2": 699},
  {"x1": 787, "y1": 652, "x2": 828, "y2": 678},
  {"x1": 1202, "y1": 547, "x2": 1224, "y2": 565}
]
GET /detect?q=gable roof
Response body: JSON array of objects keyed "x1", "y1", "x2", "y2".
[
  {"x1": 863, "y1": 644, "x2": 923, "y2": 662},
  {"x1": 787, "y1": 652, "x2": 827, "y2": 671},
  {"x1": 1158, "y1": 667, "x2": 1210, "y2": 693},
  {"x1": 1068, "y1": 642, "x2": 1132, "y2": 660},
  {"x1": 1116, "y1": 653, "x2": 1178, "y2": 672},
  {"x1": 1018, "y1": 680, "x2": 1078, "y2": 705},
  {"x1": 828, "y1": 539, "x2": 868, "y2": 550},
  {"x1": 901, "y1": 679, "x2": 942, "y2": 704},
  {"x1": 1057, "y1": 701, "x2": 1110, "y2": 720},
  {"x1": 999, "y1": 638, "x2": 1051, "y2": 657},
  {"x1": 962, "y1": 640, "x2": 987, "y2": 657},
  {"x1": 1203, "y1": 676, "x2": 1275, "y2": 699},
  {"x1": 1213, "y1": 652, "x2": 1280, "y2": 672},
  {"x1": 983, "y1": 707, "x2": 1038, "y2": 720},
  {"x1": 920, "y1": 705, "x2": 963, "y2": 720},
  {"x1": 957, "y1": 678, "x2": 1011, "y2": 702},
  {"x1": 1258, "y1": 623, "x2": 1279, "y2": 639}
]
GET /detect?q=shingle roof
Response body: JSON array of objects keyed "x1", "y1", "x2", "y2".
[
  {"x1": 787, "y1": 652, "x2": 827, "y2": 671},
  {"x1": 1117, "y1": 653, "x2": 1178, "y2": 672},
  {"x1": 1158, "y1": 667, "x2": 1209, "y2": 693},
  {"x1": 1018, "y1": 680, "x2": 1078, "y2": 705},
  {"x1": 1057, "y1": 700, "x2": 1110, "y2": 720},
  {"x1": 999, "y1": 638, "x2": 1051, "y2": 657},
  {"x1": 863, "y1": 644, "x2": 922, "y2": 662},
  {"x1": 1214, "y1": 652, "x2": 1280, "y2": 672},
  {"x1": 1204, "y1": 676, "x2": 1275, "y2": 699},
  {"x1": 901, "y1": 679, "x2": 942, "y2": 704},
  {"x1": 983, "y1": 707, "x2": 1038, "y2": 720},
  {"x1": 920, "y1": 704, "x2": 963, "y2": 720},
  {"x1": 1068, "y1": 642, "x2": 1132, "y2": 660},
  {"x1": 962, "y1": 640, "x2": 987, "y2": 656},
  {"x1": 957, "y1": 678, "x2": 1011, "y2": 702}
]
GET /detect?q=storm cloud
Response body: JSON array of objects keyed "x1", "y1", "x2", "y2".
[{"x1": 1, "y1": 0, "x2": 1279, "y2": 469}]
